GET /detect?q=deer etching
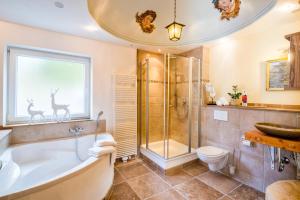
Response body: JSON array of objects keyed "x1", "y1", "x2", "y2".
[
  {"x1": 27, "y1": 99, "x2": 45, "y2": 122},
  {"x1": 50, "y1": 89, "x2": 70, "y2": 120}
]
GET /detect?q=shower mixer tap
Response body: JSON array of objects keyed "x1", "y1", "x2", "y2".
[{"x1": 69, "y1": 126, "x2": 84, "y2": 136}]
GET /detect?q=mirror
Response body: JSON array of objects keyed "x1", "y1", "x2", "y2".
[
  {"x1": 266, "y1": 32, "x2": 300, "y2": 91},
  {"x1": 266, "y1": 58, "x2": 289, "y2": 91}
]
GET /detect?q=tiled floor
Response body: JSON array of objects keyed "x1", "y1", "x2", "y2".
[{"x1": 109, "y1": 159, "x2": 265, "y2": 200}]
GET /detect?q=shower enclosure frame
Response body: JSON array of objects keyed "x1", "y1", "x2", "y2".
[{"x1": 138, "y1": 53, "x2": 201, "y2": 163}]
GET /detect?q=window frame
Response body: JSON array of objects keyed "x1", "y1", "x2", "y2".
[{"x1": 3, "y1": 44, "x2": 93, "y2": 125}]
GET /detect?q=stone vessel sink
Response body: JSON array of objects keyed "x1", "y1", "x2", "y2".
[{"x1": 255, "y1": 123, "x2": 300, "y2": 139}]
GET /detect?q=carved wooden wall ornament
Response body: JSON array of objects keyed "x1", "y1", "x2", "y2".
[
  {"x1": 136, "y1": 10, "x2": 157, "y2": 33},
  {"x1": 212, "y1": 0, "x2": 241, "y2": 20}
]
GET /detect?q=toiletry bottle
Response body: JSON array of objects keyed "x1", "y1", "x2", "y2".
[{"x1": 242, "y1": 91, "x2": 247, "y2": 107}]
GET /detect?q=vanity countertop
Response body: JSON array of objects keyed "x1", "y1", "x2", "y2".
[
  {"x1": 245, "y1": 130, "x2": 300, "y2": 153},
  {"x1": 205, "y1": 104, "x2": 300, "y2": 113}
]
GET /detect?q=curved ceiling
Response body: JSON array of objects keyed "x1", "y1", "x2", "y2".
[{"x1": 88, "y1": 0, "x2": 277, "y2": 46}]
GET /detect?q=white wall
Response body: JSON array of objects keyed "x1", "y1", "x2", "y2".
[
  {"x1": 208, "y1": 20, "x2": 300, "y2": 105},
  {"x1": 0, "y1": 20, "x2": 136, "y2": 130}
]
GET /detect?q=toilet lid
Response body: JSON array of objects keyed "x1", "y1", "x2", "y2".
[{"x1": 197, "y1": 146, "x2": 226, "y2": 157}]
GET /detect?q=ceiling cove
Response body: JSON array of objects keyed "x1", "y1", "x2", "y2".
[{"x1": 88, "y1": 0, "x2": 277, "y2": 47}]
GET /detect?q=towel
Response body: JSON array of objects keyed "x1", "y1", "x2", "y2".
[
  {"x1": 88, "y1": 146, "x2": 116, "y2": 158},
  {"x1": 94, "y1": 133, "x2": 117, "y2": 147}
]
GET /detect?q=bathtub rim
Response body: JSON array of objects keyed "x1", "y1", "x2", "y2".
[{"x1": 0, "y1": 134, "x2": 115, "y2": 200}]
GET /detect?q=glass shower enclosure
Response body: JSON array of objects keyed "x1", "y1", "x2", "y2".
[{"x1": 138, "y1": 52, "x2": 201, "y2": 160}]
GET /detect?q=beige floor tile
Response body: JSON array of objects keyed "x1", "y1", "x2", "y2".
[
  {"x1": 158, "y1": 170, "x2": 192, "y2": 186},
  {"x1": 183, "y1": 162, "x2": 208, "y2": 176},
  {"x1": 113, "y1": 169, "x2": 124, "y2": 185},
  {"x1": 117, "y1": 162, "x2": 150, "y2": 179},
  {"x1": 146, "y1": 189, "x2": 185, "y2": 200},
  {"x1": 218, "y1": 195, "x2": 233, "y2": 200},
  {"x1": 109, "y1": 182, "x2": 140, "y2": 200},
  {"x1": 198, "y1": 171, "x2": 241, "y2": 194},
  {"x1": 127, "y1": 172, "x2": 170, "y2": 199},
  {"x1": 115, "y1": 158, "x2": 143, "y2": 168},
  {"x1": 174, "y1": 179, "x2": 223, "y2": 200},
  {"x1": 227, "y1": 185, "x2": 265, "y2": 200}
]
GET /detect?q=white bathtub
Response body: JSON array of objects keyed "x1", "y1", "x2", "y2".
[{"x1": 0, "y1": 134, "x2": 116, "y2": 200}]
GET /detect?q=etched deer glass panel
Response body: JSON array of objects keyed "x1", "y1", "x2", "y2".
[{"x1": 16, "y1": 56, "x2": 85, "y2": 117}]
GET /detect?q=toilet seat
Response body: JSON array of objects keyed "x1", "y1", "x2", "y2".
[
  {"x1": 196, "y1": 146, "x2": 229, "y2": 171},
  {"x1": 197, "y1": 146, "x2": 228, "y2": 158}
]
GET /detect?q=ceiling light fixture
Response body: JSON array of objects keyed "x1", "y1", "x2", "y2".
[
  {"x1": 54, "y1": 1, "x2": 64, "y2": 9},
  {"x1": 278, "y1": 2, "x2": 299, "y2": 13},
  {"x1": 165, "y1": 0, "x2": 185, "y2": 41},
  {"x1": 84, "y1": 25, "x2": 98, "y2": 32}
]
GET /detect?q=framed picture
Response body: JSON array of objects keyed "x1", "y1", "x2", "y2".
[{"x1": 266, "y1": 57, "x2": 290, "y2": 91}]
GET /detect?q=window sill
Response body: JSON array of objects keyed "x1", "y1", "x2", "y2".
[{"x1": 3, "y1": 119, "x2": 93, "y2": 128}]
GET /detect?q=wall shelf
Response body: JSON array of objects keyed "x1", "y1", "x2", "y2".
[{"x1": 244, "y1": 130, "x2": 300, "y2": 153}]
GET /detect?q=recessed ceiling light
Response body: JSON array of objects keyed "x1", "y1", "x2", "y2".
[
  {"x1": 84, "y1": 25, "x2": 98, "y2": 32},
  {"x1": 278, "y1": 2, "x2": 299, "y2": 13},
  {"x1": 54, "y1": 1, "x2": 64, "y2": 9},
  {"x1": 158, "y1": 49, "x2": 161, "y2": 53}
]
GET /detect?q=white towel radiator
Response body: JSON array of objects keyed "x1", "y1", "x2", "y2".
[{"x1": 112, "y1": 74, "x2": 137, "y2": 159}]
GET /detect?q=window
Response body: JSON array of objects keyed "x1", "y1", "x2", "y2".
[{"x1": 4, "y1": 45, "x2": 91, "y2": 125}]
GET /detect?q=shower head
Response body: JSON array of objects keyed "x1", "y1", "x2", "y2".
[{"x1": 96, "y1": 111, "x2": 104, "y2": 128}]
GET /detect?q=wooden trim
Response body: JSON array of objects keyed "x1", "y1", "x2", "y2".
[
  {"x1": 285, "y1": 32, "x2": 300, "y2": 89},
  {"x1": 205, "y1": 103, "x2": 300, "y2": 113}
]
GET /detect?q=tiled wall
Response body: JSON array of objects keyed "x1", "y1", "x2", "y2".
[
  {"x1": 201, "y1": 106, "x2": 298, "y2": 192},
  {"x1": 9, "y1": 120, "x2": 106, "y2": 144}
]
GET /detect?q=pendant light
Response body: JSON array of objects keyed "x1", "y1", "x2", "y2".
[{"x1": 165, "y1": 0, "x2": 185, "y2": 41}]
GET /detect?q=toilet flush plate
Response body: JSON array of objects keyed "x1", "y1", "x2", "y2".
[{"x1": 213, "y1": 110, "x2": 228, "y2": 121}]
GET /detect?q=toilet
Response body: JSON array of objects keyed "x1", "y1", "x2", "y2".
[{"x1": 197, "y1": 146, "x2": 229, "y2": 171}]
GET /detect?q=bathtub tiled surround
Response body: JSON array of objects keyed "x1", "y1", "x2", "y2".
[
  {"x1": 0, "y1": 130, "x2": 11, "y2": 155},
  {"x1": 110, "y1": 159, "x2": 265, "y2": 200},
  {"x1": 201, "y1": 106, "x2": 299, "y2": 192},
  {"x1": 9, "y1": 120, "x2": 106, "y2": 144}
]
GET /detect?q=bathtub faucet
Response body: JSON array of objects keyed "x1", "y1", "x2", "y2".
[{"x1": 69, "y1": 126, "x2": 85, "y2": 136}]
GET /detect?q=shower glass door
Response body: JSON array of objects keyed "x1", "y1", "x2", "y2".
[
  {"x1": 165, "y1": 55, "x2": 201, "y2": 159},
  {"x1": 139, "y1": 54, "x2": 166, "y2": 157}
]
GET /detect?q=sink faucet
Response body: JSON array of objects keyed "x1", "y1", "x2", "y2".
[{"x1": 69, "y1": 126, "x2": 84, "y2": 136}]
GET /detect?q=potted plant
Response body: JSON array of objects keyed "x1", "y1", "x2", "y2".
[{"x1": 227, "y1": 85, "x2": 242, "y2": 106}]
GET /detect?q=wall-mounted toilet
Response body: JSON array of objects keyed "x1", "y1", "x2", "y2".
[{"x1": 197, "y1": 146, "x2": 229, "y2": 171}]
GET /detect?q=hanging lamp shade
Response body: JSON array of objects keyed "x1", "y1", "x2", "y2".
[
  {"x1": 166, "y1": 0, "x2": 185, "y2": 41},
  {"x1": 165, "y1": 21, "x2": 185, "y2": 41}
]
